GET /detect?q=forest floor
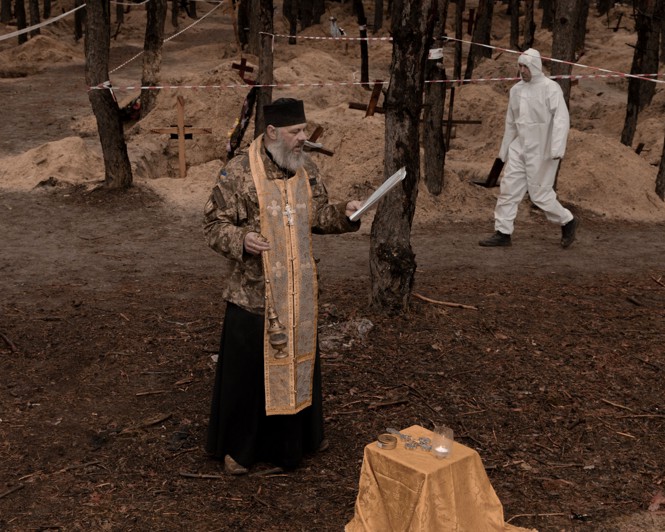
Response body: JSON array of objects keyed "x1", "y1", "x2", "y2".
[{"x1": 1, "y1": 186, "x2": 665, "y2": 531}]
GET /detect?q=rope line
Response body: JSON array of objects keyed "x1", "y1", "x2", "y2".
[
  {"x1": 260, "y1": 30, "x2": 664, "y2": 85},
  {"x1": 109, "y1": 0, "x2": 224, "y2": 74},
  {"x1": 441, "y1": 35, "x2": 665, "y2": 85},
  {"x1": 0, "y1": 4, "x2": 85, "y2": 42}
]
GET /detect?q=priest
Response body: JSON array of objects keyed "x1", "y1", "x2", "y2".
[{"x1": 203, "y1": 98, "x2": 362, "y2": 474}]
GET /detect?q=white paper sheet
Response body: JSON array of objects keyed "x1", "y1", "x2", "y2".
[{"x1": 349, "y1": 167, "x2": 407, "y2": 222}]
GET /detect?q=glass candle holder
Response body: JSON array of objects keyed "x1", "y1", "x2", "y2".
[{"x1": 431, "y1": 425, "x2": 454, "y2": 459}]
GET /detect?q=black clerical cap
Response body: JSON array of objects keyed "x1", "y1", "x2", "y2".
[{"x1": 263, "y1": 98, "x2": 307, "y2": 128}]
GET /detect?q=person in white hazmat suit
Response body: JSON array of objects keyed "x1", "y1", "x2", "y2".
[{"x1": 479, "y1": 48, "x2": 579, "y2": 248}]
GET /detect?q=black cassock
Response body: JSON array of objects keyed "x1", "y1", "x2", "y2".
[{"x1": 206, "y1": 303, "x2": 324, "y2": 470}]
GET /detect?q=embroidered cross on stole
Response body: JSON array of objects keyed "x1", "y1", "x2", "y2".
[{"x1": 249, "y1": 136, "x2": 318, "y2": 415}]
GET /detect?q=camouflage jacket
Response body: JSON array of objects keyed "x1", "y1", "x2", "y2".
[{"x1": 203, "y1": 139, "x2": 360, "y2": 314}]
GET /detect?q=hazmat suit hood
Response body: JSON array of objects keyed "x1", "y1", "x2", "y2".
[
  {"x1": 498, "y1": 45, "x2": 569, "y2": 169},
  {"x1": 517, "y1": 48, "x2": 544, "y2": 81}
]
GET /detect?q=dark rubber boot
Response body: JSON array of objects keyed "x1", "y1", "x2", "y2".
[
  {"x1": 561, "y1": 217, "x2": 579, "y2": 248},
  {"x1": 479, "y1": 231, "x2": 512, "y2": 247}
]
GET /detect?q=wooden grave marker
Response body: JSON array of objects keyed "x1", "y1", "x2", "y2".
[
  {"x1": 151, "y1": 95, "x2": 212, "y2": 178},
  {"x1": 348, "y1": 80, "x2": 385, "y2": 116},
  {"x1": 303, "y1": 126, "x2": 334, "y2": 157},
  {"x1": 472, "y1": 157, "x2": 503, "y2": 188},
  {"x1": 232, "y1": 57, "x2": 255, "y2": 85}
]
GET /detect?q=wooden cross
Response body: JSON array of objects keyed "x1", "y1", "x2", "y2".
[
  {"x1": 303, "y1": 126, "x2": 334, "y2": 157},
  {"x1": 151, "y1": 95, "x2": 212, "y2": 178},
  {"x1": 472, "y1": 158, "x2": 504, "y2": 188},
  {"x1": 232, "y1": 57, "x2": 255, "y2": 85},
  {"x1": 348, "y1": 80, "x2": 384, "y2": 116}
]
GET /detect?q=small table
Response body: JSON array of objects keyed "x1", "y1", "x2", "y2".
[{"x1": 346, "y1": 425, "x2": 529, "y2": 532}]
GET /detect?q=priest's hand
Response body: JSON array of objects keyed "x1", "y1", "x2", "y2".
[
  {"x1": 345, "y1": 200, "x2": 363, "y2": 219},
  {"x1": 244, "y1": 232, "x2": 271, "y2": 255}
]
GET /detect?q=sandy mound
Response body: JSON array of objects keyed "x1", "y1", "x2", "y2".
[
  {"x1": 0, "y1": 34, "x2": 81, "y2": 70},
  {"x1": 0, "y1": 3, "x2": 663, "y2": 227},
  {"x1": 0, "y1": 137, "x2": 103, "y2": 191}
]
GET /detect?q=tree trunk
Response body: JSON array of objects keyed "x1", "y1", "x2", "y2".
[
  {"x1": 28, "y1": 0, "x2": 39, "y2": 37},
  {"x1": 540, "y1": 0, "x2": 554, "y2": 30},
  {"x1": 16, "y1": 0, "x2": 27, "y2": 44},
  {"x1": 656, "y1": 132, "x2": 665, "y2": 200},
  {"x1": 43, "y1": 0, "x2": 51, "y2": 19},
  {"x1": 423, "y1": 0, "x2": 448, "y2": 195},
  {"x1": 300, "y1": 0, "x2": 313, "y2": 29},
  {"x1": 596, "y1": 0, "x2": 614, "y2": 16},
  {"x1": 249, "y1": 0, "x2": 276, "y2": 56},
  {"x1": 374, "y1": 0, "x2": 383, "y2": 33},
  {"x1": 116, "y1": 2, "x2": 124, "y2": 30},
  {"x1": 238, "y1": 0, "x2": 250, "y2": 48},
  {"x1": 661, "y1": 2, "x2": 665, "y2": 65},
  {"x1": 453, "y1": 0, "x2": 464, "y2": 79},
  {"x1": 445, "y1": 0, "x2": 463, "y2": 150},
  {"x1": 369, "y1": 0, "x2": 437, "y2": 311},
  {"x1": 171, "y1": 0, "x2": 178, "y2": 29},
  {"x1": 523, "y1": 0, "x2": 535, "y2": 49},
  {"x1": 85, "y1": 1, "x2": 133, "y2": 189},
  {"x1": 74, "y1": 0, "x2": 85, "y2": 42},
  {"x1": 620, "y1": 0, "x2": 659, "y2": 147},
  {"x1": 509, "y1": 0, "x2": 519, "y2": 50},
  {"x1": 282, "y1": 0, "x2": 298, "y2": 44},
  {"x1": 313, "y1": 0, "x2": 324, "y2": 23},
  {"x1": 353, "y1": 0, "x2": 369, "y2": 86},
  {"x1": 551, "y1": 0, "x2": 579, "y2": 106},
  {"x1": 140, "y1": 0, "x2": 167, "y2": 118},
  {"x1": 464, "y1": 0, "x2": 493, "y2": 79},
  {"x1": 254, "y1": 0, "x2": 274, "y2": 137},
  {"x1": 574, "y1": 0, "x2": 590, "y2": 54},
  {"x1": 0, "y1": 0, "x2": 11, "y2": 24}
]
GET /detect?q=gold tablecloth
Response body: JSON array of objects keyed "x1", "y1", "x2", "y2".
[{"x1": 346, "y1": 425, "x2": 535, "y2": 532}]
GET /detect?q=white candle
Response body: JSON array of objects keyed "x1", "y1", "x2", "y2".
[{"x1": 432, "y1": 444, "x2": 449, "y2": 458}]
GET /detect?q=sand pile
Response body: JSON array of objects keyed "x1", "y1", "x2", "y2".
[{"x1": 0, "y1": 2, "x2": 663, "y2": 226}]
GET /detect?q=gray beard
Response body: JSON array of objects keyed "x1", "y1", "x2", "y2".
[{"x1": 269, "y1": 136, "x2": 305, "y2": 173}]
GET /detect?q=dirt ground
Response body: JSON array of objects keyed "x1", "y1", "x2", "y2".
[{"x1": 1, "y1": 2, "x2": 665, "y2": 532}]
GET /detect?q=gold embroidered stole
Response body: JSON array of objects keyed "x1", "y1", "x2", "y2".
[{"x1": 249, "y1": 136, "x2": 318, "y2": 415}]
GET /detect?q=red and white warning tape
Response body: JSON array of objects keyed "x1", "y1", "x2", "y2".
[{"x1": 89, "y1": 72, "x2": 665, "y2": 92}]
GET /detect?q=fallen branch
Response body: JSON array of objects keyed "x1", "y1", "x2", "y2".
[
  {"x1": 135, "y1": 390, "x2": 169, "y2": 397},
  {"x1": 250, "y1": 467, "x2": 285, "y2": 477},
  {"x1": 0, "y1": 331, "x2": 17, "y2": 352},
  {"x1": 253, "y1": 494, "x2": 274, "y2": 508},
  {"x1": 140, "y1": 413, "x2": 172, "y2": 428},
  {"x1": 179, "y1": 471, "x2": 225, "y2": 480},
  {"x1": 368, "y1": 398, "x2": 409, "y2": 409},
  {"x1": 601, "y1": 398, "x2": 634, "y2": 412},
  {"x1": 0, "y1": 484, "x2": 24, "y2": 499},
  {"x1": 459, "y1": 409, "x2": 487, "y2": 416},
  {"x1": 55, "y1": 460, "x2": 101, "y2": 474},
  {"x1": 412, "y1": 292, "x2": 478, "y2": 310},
  {"x1": 619, "y1": 414, "x2": 665, "y2": 419},
  {"x1": 403, "y1": 383, "x2": 441, "y2": 415},
  {"x1": 507, "y1": 512, "x2": 567, "y2": 523},
  {"x1": 629, "y1": 354, "x2": 662, "y2": 371},
  {"x1": 626, "y1": 296, "x2": 642, "y2": 306},
  {"x1": 651, "y1": 275, "x2": 665, "y2": 288}
]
